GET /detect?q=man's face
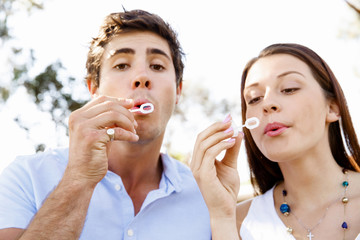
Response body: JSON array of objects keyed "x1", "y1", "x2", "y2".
[{"x1": 89, "y1": 31, "x2": 182, "y2": 143}]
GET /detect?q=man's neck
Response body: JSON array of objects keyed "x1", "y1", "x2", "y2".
[{"x1": 106, "y1": 139, "x2": 164, "y2": 214}]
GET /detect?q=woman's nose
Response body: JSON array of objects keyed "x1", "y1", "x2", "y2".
[
  {"x1": 263, "y1": 104, "x2": 279, "y2": 114},
  {"x1": 262, "y1": 95, "x2": 281, "y2": 114}
]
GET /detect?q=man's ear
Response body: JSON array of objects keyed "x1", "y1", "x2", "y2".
[
  {"x1": 326, "y1": 99, "x2": 340, "y2": 123},
  {"x1": 175, "y1": 81, "x2": 182, "y2": 104},
  {"x1": 87, "y1": 78, "x2": 98, "y2": 97}
]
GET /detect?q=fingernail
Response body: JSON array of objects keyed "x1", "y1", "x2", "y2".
[
  {"x1": 117, "y1": 98, "x2": 133, "y2": 104},
  {"x1": 227, "y1": 138, "x2": 236, "y2": 143},
  {"x1": 132, "y1": 133, "x2": 139, "y2": 141},
  {"x1": 239, "y1": 131, "x2": 244, "y2": 137},
  {"x1": 224, "y1": 127, "x2": 233, "y2": 133},
  {"x1": 223, "y1": 113, "x2": 232, "y2": 123},
  {"x1": 125, "y1": 99, "x2": 133, "y2": 104},
  {"x1": 133, "y1": 120, "x2": 138, "y2": 128}
]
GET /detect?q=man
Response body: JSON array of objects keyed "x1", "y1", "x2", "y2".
[{"x1": 0, "y1": 10, "x2": 211, "y2": 239}]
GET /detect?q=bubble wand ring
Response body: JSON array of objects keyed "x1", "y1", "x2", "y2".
[
  {"x1": 129, "y1": 103, "x2": 154, "y2": 114},
  {"x1": 232, "y1": 117, "x2": 260, "y2": 137}
]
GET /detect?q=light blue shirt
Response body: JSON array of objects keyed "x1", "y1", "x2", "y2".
[{"x1": 0, "y1": 148, "x2": 211, "y2": 239}]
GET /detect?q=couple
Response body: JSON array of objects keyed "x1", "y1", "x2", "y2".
[{"x1": 0, "y1": 9, "x2": 359, "y2": 240}]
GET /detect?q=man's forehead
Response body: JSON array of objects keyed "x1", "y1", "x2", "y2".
[{"x1": 105, "y1": 31, "x2": 171, "y2": 55}]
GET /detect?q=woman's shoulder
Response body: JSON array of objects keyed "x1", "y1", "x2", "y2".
[
  {"x1": 348, "y1": 170, "x2": 360, "y2": 190},
  {"x1": 236, "y1": 187, "x2": 276, "y2": 230},
  {"x1": 348, "y1": 170, "x2": 360, "y2": 198},
  {"x1": 236, "y1": 198, "x2": 253, "y2": 229}
]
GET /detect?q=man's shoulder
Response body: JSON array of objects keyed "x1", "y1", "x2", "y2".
[
  {"x1": 161, "y1": 153, "x2": 192, "y2": 175},
  {"x1": 18, "y1": 147, "x2": 68, "y2": 162},
  {"x1": 160, "y1": 153, "x2": 198, "y2": 190},
  {"x1": 5, "y1": 147, "x2": 69, "y2": 174}
]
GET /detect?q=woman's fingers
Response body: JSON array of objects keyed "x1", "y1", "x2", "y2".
[
  {"x1": 191, "y1": 118, "x2": 236, "y2": 172},
  {"x1": 200, "y1": 136, "x2": 237, "y2": 171},
  {"x1": 221, "y1": 132, "x2": 243, "y2": 169}
]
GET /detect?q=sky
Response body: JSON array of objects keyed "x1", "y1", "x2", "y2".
[{"x1": 1, "y1": 0, "x2": 360, "y2": 195}]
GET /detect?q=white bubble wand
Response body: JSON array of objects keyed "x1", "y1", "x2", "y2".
[
  {"x1": 231, "y1": 117, "x2": 260, "y2": 137},
  {"x1": 129, "y1": 103, "x2": 154, "y2": 114}
]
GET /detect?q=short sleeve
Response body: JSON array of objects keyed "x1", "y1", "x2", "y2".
[{"x1": 0, "y1": 157, "x2": 36, "y2": 229}]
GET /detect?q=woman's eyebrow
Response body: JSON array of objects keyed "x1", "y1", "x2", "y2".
[
  {"x1": 277, "y1": 70, "x2": 305, "y2": 78},
  {"x1": 245, "y1": 70, "x2": 305, "y2": 91}
]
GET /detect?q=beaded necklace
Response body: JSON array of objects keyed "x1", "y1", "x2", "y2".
[{"x1": 280, "y1": 169, "x2": 349, "y2": 240}]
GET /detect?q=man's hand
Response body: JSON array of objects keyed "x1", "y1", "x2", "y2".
[{"x1": 66, "y1": 95, "x2": 139, "y2": 186}]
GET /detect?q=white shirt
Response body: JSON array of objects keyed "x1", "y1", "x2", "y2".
[
  {"x1": 240, "y1": 186, "x2": 295, "y2": 240},
  {"x1": 241, "y1": 186, "x2": 360, "y2": 240}
]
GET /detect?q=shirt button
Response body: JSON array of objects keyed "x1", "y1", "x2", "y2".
[
  {"x1": 114, "y1": 184, "x2": 121, "y2": 191},
  {"x1": 127, "y1": 229, "x2": 134, "y2": 236}
]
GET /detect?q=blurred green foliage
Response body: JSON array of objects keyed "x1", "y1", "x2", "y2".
[{"x1": 1, "y1": 0, "x2": 87, "y2": 151}]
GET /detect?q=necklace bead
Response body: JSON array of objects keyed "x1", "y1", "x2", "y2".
[
  {"x1": 342, "y1": 222, "x2": 348, "y2": 229},
  {"x1": 281, "y1": 168, "x2": 349, "y2": 238},
  {"x1": 280, "y1": 203, "x2": 291, "y2": 216}
]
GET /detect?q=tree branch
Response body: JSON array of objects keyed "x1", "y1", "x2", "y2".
[{"x1": 345, "y1": 0, "x2": 360, "y2": 14}]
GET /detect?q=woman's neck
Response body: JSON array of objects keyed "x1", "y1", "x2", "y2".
[{"x1": 278, "y1": 153, "x2": 344, "y2": 207}]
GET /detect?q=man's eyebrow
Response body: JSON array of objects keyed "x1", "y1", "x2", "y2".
[
  {"x1": 109, "y1": 48, "x2": 135, "y2": 58},
  {"x1": 147, "y1": 48, "x2": 171, "y2": 60}
]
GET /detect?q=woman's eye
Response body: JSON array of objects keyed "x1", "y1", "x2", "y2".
[
  {"x1": 151, "y1": 64, "x2": 164, "y2": 71},
  {"x1": 114, "y1": 64, "x2": 129, "y2": 70},
  {"x1": 282, "y1": 88, "x2": 299, "y2": 94},
  {"x1": 248, "y1": 96, "x2": 262, "y2": 105}
]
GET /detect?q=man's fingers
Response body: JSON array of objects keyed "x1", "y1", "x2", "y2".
[
  {"x1": 83, "y1": 97, "x2": 135, "y2": 122},
  {"x1": 93, "y1": 110, "x2": 137, "y2": 134},
  {"x1": 105, "y1": 127, "x2": 139, "y2": 143}
]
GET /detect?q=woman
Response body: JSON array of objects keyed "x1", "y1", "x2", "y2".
[{"x1": 191, "y1": 43, "x2": 360, "y2": 239}]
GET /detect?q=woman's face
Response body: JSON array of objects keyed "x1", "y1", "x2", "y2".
[{"x1": 243, "y1": 54, "x2": 339, "y2": 162}]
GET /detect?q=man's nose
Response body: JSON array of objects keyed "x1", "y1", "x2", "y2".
[{"x1": 131, "y1": 68, "x2": 151, "y2": 89}]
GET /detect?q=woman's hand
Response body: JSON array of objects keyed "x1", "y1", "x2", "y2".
[{"x1": 191, "y1": 114, "x2": 243, "y2": 219}]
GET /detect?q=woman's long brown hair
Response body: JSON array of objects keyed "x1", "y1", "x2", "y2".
[{"x1": 240, "y1": 43, "x2": 360, "y2": 195}]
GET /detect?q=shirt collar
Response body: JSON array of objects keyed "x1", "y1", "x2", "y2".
[{"x1": 160, "y1": 153, "x2": 183, "y2": 193}]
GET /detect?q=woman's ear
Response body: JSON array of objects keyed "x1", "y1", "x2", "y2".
[{"x1": 326, "y1": 99, "x2": 340, "y2": 123}]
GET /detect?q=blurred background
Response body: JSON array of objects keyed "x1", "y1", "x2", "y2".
[{"x1": 1, "y1": 0, "x2": 359, "y2": 199}]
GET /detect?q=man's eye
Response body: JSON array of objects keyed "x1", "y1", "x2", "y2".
[
  {"x1": 151, "y1": 64, "x2": 164, "y2": 71},
  {"x1": 282, "y1": 88, "x2": 299, "y2": 94},
  {"x1": 114, "y1": 64, "x2": 129, "y2": 70},
  {"x1": 248, "y1": 96, "x2": 262, "y2": 105}
]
